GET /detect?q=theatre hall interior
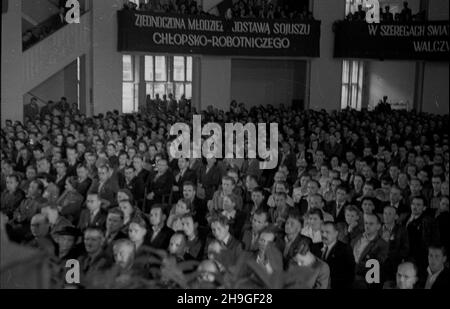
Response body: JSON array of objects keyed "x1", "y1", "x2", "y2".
[{"x1": 1, "y1": 0, "x2": 449, "y2": 290}]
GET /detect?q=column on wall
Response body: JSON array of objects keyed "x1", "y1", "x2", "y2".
[
  {"x1": 199, "y1": 56, "x2": 232, "y2": 112},
  {"x1": 309, "y1": 0, "x2": 346, "y2": 111},
  {"x1": 1, "y1": 0, "x2": 23, "y2": 123}
]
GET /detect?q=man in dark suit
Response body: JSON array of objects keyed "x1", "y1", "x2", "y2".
[
  {"x1": 172, "y1": 157, "x2": 197, "y2": 202},
  {"x1": 406, "y1": 196, "x2": 440, "y2": 280},
  {"x1": 209, "y1": 214, "x2": 243, "y2": 269},
  {"x1": 145, "y1": 159, "x2": 174, "y2": 212},
  {"x1": 425, "y1": 245, "x2": 450, "y2": 289},
  {"x1": 121, "y1": 165, "x2": 145, "y2": 209},
  {"x1": 351, "y1": 213, "x2": 389, "y2": 289},
  {"x1": 278, "y1": 142, "x2": 297, "y2": 180},
  {"x1": 77, "y1": 192, "x2": 107, "y2": 232},
  {"x1": 132, "y1": 154, "x2": 150, "y2": 185},
  {"x1": 89, "y1": 164, "x2": 120, "y2": 209},
  {"x1": 321, "y1": 221, "x2": 355, "y2": 289},
  {"x1": 182, "y1": 181, "x2": 208, "y2": 228},
  {"x1": 148, "y1": 204, "x2": 173, "y2": 250},
  {"x1": 382, "y1": 185, "x2": 410, "y2": 224},
  {"x1": 381, "y1": 205, "x2": 409, "y2": 281},
  {"x1": 326, "y1": 185, "x2": 349, "y2": 223},
  {"x1": 54, "y1": 160, "x2": 68, "y2": 194},
  {"x1": 280, "y1": 209, "x2": 310, "y2": 269},
  {"x1": 78, "y1": 227, "x2": 113, "y2": 284},
  {"x1": 181, "y1": 213, "x2": 205, "y2": 261},
  {"x1": 241, "y1": 208, "x2": 269, "y2": 253}
]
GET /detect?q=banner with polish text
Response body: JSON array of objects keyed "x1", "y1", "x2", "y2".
[
  {"x1": 334, "y1": 20, "x2": 450, "y2": 61},
  {"x1": 118, "y1": 10, "x2": 321, "y2": 57}
]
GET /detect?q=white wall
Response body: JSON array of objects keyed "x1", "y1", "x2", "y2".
[
  {"x1": 365, "y1": 61, "x2": 416, "y2": 110},
  {"x1": 23, "y1": 61, "x2": 78, "y2": 108},
  {"x1": 231, "y1": 59, "x2": 306, "y2": 108},
  {"x1": 309, "y1": 0, "x2": 345, "y2": 111},
  {"x1": 1, "y1": 0, "x2": 23, "y2": 123},
  {"x1": 199, "y1": 56, "x2": 231, "y2": 111},
  {"x1": 92, "y1": 0, "x2": 123, "y2": 115}
]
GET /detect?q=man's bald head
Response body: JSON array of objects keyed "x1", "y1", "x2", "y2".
[
  {"x1": 30, "y1": 214, "x2": 50, "y2": 238},
  {"x1": 396, "y1": 261, "x2": 418, "y2": 289}
]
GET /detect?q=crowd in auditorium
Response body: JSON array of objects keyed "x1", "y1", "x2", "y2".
[
  {"x1": 1, "y1": 93, "x2": 449, "y2": 289},
  {"x1": 123, "y1": 0, "x2": 314, "y2": 21},
  {"x1": 346, "y1": 1, "x2": 427, "y2": 22}
]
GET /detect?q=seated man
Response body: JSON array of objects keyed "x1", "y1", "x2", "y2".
[
  {"x1": 286, "y1": 236, "x2": 330, "y2": 289},
  {"x1": 181, "y1": 213, "x2": 205, "y2": 261},
  {"x1": 242, "y1": 208, "x2": 270, "y2": 253},
  {"x1": 384, "y1": 261, "x2": 419, "y2": 289},
  {"x1": 27, "y1": 214, "x2": 56, "y2": 257},
  {"x1": 41, "y1": 205, "x2": 73, "y2": 241},
  {"x1": 424, "y1": 245, "x2": 450, "y2": 289},
  {"x1": 321, "y1": 221, "x2": 355, "y2": 289},
  {"x1": 168, "y1": 232, "x2": 192, "y2": 262},
  {"x1": 148, "y1": 204, "x2": 174, "y2": 250},
  {"x1": 79, "y1": 227, "x2": 113, "y2": 285},
  {"x1": 10, "y1": 180, "x2": 47, "y2": 242},
  {"x1": 280, "y1": 209, "x2": 310, "y2": 269},
  {"x1": 208, "y1": 176, "x2": 243, "y2": 212},
  {"x1": 77, "y1": 192, "x2": 107, "y2": 232},
  {"x1": 352, "y1": 213, "x2": 389, "y2": 289},
  {"x1": 208, "y1": 214, "x2": 243, "y2": 270}
]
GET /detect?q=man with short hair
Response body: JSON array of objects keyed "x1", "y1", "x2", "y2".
[
  {"x1": 321, "y1": 221, "x2": 355, "y2": 289},
  {"x1": 326, "y1": 185, "x2": 349, "y2": 223},
  {"x1": 209, "y1": 176, "x2": 243, "y2": 212},
  {"x1": 148, "y1": 204, "x2": 173, "y2": 249},
  {"x1": 181, "y1": 213, "x2": 205, "y2": 260},
  {"x1": 352, "y1": 213, "x2": 389, "y2": 288},
  {"x1": 41, "y1": 205, "x2": 73, "y2": 241},
  {"x1": 425, "y1": 245, "x2": 449, "y2": 289},
  {"x1": 386, "y1": 261, "x2": 419, "y2": 289},
  {"x1": 77, "y1": 192, "x2": 107, "y2": 232},
  {"x1": 27, "y1": 214, "x2": 56, "y2": 257},
  {"x1": 182, "y1": 181, "x2": 208, "y2": 228},
  {"x1": 242, "y1": 208, "x2": 269, "y2": 252},
  {"x1": 280, "y1": 209, "x2": 310, "y2": 268},
  {"x1": 406, "y1": 196, "x2": 440, "y2": 278},
  {"x1": 381, "y1": 205, "x2": 409, "y2": 281},
  {"x1": 1, "y1": 174, "x2": 26, "y2": 220},
  {"x1": 145, "y1": 159, "x2": 174, "y2": 210},
  {"x1": 172, "y1": 157, "x2": 197, "y2": 202},
  {"x1": 121, "y1": 165, "x2": 145, "y2": 209},
  {"x1": 209, "y1": 214, "x2": 243, "y2": 269},
  {"x1": 79, "y1": 227, "x2": 113, "y2": 282},
  {"x1": 168, "y1": 232, "x2": 190, "y2": 262},
  {"x1": 89, "y1": 165, "x2": 119, "y2": 209}
]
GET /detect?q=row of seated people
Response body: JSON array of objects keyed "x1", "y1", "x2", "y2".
[
  {"x1": 123, "y1": 0, "x2": 314, "y2": 21},
  {"x1": 1, "y1": 98, "x2": 449, "y2": 288},
  {"x1": 346, "y1": 2, "x2": 427, "y2": 23}
]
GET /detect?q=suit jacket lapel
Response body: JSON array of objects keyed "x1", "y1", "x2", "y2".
[{"x1": 360, "y1": 237, "x2": 378, "y2": 261}]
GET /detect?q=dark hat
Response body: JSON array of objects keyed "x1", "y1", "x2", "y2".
[{"x1": 54, "y1": 226, "x2": 81, "y2": 237}]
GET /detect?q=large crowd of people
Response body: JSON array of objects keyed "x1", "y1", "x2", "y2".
[
  {"x1": 1, "y1": 94, "x2": 449, "y2": 289},
  {"x1": 346, "y1": 1, "x2": 427, "y2": 22},
  {"x1": 22, "y1": 0, "x2": 84, "y2": 50},
  {"x1": 123, "y1": 0, "x2": 314, "y2": 20}
]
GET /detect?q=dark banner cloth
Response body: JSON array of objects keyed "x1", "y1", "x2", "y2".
[
  {"x1": 334, "y1": 20, "x2": 450, "y2": 61},
  {"x1": 118, "y1": 10, "x2": 321, "y2": 57}
]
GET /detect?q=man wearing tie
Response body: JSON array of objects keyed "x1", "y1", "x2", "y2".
[
  {"x1": 77, "y1": 192, "x2": 107, "y2": 232},
  {"x1": 242, "y1": 208, "x2": 269, "y2": 253},
  {"x1": 321, "y1": 221, "x2": 355, "y2": 289},
  {"x1": 406, "y1": 196, "x2": 440, "y2": 281}
]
